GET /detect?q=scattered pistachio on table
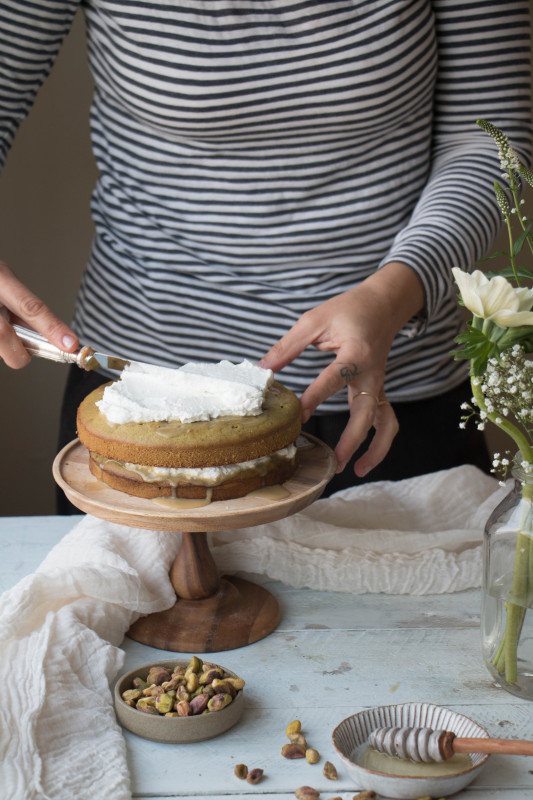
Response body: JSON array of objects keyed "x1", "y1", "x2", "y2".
[
  {"x1": 294, "y1": 787, "x2": 320, "y2": 800},
  {"x1": 283, "y1": 720, "x2": 320, "y2": 763},
  {"x1": 234, "y1": 764, "x2": 248, "y2": 780},
  {"x1": 286, "y1": 719, "x2": 302, "y2": 736},
  {"x1": 352, "y1": 792, "x2": 377, "y2": 800},
  {"x1": 290, "y1": 733, "x2": 308, "y2": 747},
  {"x1": 415, "y1": 797, "x2": 445, "y2": 800},
  {"x1": 322, "y1": 761, "x2": 338, "y2": 780},
  {"x1": 282, "y1": 743, "x2": 307, "y2": 759},
  {"x1": 121, "y1": 656, "x2": 244, "y2": 717},
  {"x1": 246, "y1": 768, "x2": 264, "y2": 784}
]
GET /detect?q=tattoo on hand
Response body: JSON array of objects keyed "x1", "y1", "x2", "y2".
[{"x1": 338, "y1": 362, "x2": 358, "y2": 384}]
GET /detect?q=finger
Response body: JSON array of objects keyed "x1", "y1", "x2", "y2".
[
  {"x1": 0, "y1": 262, "x2": 78, "y2": 354},
  {"x1": 299, "y1": 357, "x2": 360, "y2": 422},
  {"x1": 336, "y1": 402, "x2": 399, "y2": 475},
  {"x1": 353, "y1": 403, "x2": 399, "y2": 477},
  {"x1": 334, "y1": 393, "x2": 385, "y2": 471},
  {"x1": 258, "y1": 313, "x2": 318, "y2": 373},
  {"x1": 0, "y1": 311, "x2": 31, "y2": 368}
]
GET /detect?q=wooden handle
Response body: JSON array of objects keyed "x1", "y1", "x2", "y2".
[
  {"x1": 454, "y1": 737, "x2": 533, "y2": 757},
  {"x1": 369, "y1": 727, "x2": 533, "y2": 762}
]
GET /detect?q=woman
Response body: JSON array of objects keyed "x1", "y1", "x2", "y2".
[{"x1": 0, "y1": 1, "x2": 531, "y2": 497}]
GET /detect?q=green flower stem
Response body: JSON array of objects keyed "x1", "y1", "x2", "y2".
[
  {"x1": 509, "y1": 173, "x2": 533, "y2": 261},
  {"x1": 503, "y1": 485, "x2": 533, "y2": 682},
  {"x1": 503, "y1": 209, "x2": 519, "y2": 285},
  {"x1": 471, "y1": 375, "x2": 533, "y2": 683}
]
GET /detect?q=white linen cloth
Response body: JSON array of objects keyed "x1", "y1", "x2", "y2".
[{"x1": 0, "y1": 465, "x2": 504, "y2": 800}]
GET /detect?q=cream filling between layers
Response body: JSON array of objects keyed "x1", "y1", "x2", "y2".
[{"x1": 92, "y1": 444, "x2": 297, "y2": 487}]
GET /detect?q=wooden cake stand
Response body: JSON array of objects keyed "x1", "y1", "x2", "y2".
[{"x1": 53, "y1": 435, "x2": 336, "y2": 653}]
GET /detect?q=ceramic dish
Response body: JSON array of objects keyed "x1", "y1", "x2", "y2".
[
  {"x1": 114, "y1": 659, "x2": 244, "y2": 743},
  {"x1": 332, "y1": 702, "x2": 490, "y2": 800}
]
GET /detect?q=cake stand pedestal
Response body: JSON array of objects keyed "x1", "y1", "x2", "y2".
[{"x1": 53, "y1": 434, "x2": 336, "y2": 652}]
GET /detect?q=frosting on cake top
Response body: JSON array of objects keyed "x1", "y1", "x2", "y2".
[{"x1": 96, "y1": 359, "x2": 274, "y2": 425}]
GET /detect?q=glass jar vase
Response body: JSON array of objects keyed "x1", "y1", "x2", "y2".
[{"x1": 482, "y1": 464, "x2": 533, "y2": 700}]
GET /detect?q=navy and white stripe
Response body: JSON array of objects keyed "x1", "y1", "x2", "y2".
[{"x1": 1, "y1": 1, "x2": 531, "y2": 409}]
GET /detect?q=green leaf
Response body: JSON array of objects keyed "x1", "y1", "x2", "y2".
[
  {"x1": 450, "y1": 347, "x2": 470, "y2": 361},
  {"x1": 513, "y1": 223, "x2": 533, "y2": 255},
  {"x1": 486, "y1": 266, "x2": 533, "y2": 282},
  {"x1": 477, "y1": 251, "x2": 511, "y2": 263},
  {"x1": 498, "y1": 327, "x2": 533, "y2": 355},
  {"x1": 455, "y1": 329, "x2": 486, "y2": 345},
  {"x1": 452, "y1": 326, "x2": 495, "y2": 373}
]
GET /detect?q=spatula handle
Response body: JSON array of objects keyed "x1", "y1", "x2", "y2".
[{"x1": 13, "y1": 325, "x2": 94, "y2": 368}]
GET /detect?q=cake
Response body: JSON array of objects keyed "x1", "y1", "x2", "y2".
[{"x1": 76, "y1": 360, "x2": 302, "y2": 501}]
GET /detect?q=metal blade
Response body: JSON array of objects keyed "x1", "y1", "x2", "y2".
[{"x1": 85, "y1": 351, "x2": 133, "y2": 372}]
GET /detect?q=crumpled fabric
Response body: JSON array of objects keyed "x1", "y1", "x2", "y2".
[
  {"x1": 0, "y1": 517, "x2": 177, "y2": 800},
  {"x1": 0, "y1": 464, "x2": 504, "y2": 799},
  {"x1": 210, "y1": 465, "x2": 505, "y2": 594}
]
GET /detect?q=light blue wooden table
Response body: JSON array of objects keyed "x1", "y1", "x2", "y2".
[{"x1": 2, "y1": 515, "x2": 532, "y2": 799}]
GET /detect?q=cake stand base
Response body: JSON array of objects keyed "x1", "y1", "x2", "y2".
[
  {"x1": 53, "y1": 434, "x2": 336, "y2": 652},
  {"x1": 128, "y1": 575, "x2": 280, "y2": 652}
]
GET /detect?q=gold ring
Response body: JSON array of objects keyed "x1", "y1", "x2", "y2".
[
  {"x1": 355, "y1": 391, "x2": 390, "y2": 407},
  {"x1": 356, "y1": 391, "x2": 380, "y2": 403}
]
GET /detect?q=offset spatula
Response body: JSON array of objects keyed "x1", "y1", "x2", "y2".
[{"x1": 14, "y1": 324, "x2": 148, "y2": 373}]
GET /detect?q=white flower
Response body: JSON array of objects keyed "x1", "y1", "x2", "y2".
[{"x1": 452, "y1": 268, "x2": 533, "y2": 327}]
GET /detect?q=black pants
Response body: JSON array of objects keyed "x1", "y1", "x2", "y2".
[
  {"x1": 302, "y1": 382, "x2": 491, "y2": 496},
  {"x1": 56, "y1": 366, "x2": 491, "y2": 512}
]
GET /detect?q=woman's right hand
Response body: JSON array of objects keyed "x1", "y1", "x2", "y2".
[{"x1": 0, "y1": 260, "x2": 79, "y2": 368}]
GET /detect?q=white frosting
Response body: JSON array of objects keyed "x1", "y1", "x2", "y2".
[
  {"x1": 117, "y1": 444, "x2": 297, "y2": 486},
  {"x1": 96, "y1": 359, "x2": 274, "y2": 425}
]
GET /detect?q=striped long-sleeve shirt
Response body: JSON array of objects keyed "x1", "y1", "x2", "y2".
[{"x1": 1, "y1": 1, "x2": 531, "y2": 410}]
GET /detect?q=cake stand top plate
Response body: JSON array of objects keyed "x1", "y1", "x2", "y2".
[{"x1": 53, "y1": 434, "x2": 336, "y2": 532}]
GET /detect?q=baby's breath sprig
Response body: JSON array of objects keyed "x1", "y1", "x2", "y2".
[
  {"x1": 468, "y1": 345, "x2": 533, "y2": 479},
  {"x1": 482, "y1": 346, "x2": 533, "y2": 432}
]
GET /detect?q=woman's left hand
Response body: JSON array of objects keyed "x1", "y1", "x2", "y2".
[{"x1": 258, "y1": 261, "x2": 424, "y2": 477}]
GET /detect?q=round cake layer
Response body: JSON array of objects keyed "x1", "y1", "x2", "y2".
[
  {"x1": 77, "y1": 381, "x2": 301, "y2": 468},
  {"x1": 88, "y1": 452, "x2": 297, "y2": 500}
]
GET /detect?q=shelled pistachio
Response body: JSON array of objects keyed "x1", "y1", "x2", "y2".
[
  {"x1": 120, "y1": 657, "x2": 245, "y2": 718},
  {"x1": 246, "y1": 768, "x2": 264, "y2": 784}
]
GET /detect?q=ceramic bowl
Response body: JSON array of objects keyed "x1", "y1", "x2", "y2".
[
  {"x1": 114, "y1": 659, "x2": 244, "y2": 743},
  {"x1": 332, "y1": 702, "x2": 490, "y2": 800}
]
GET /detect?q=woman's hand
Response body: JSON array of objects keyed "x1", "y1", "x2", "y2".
[
  {"x1": 259, "y1": 262, "x2": 425, "y2": 477},
  {"x1": 0, "y1": 260, "x2": 78, "y2": 368}
]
